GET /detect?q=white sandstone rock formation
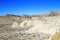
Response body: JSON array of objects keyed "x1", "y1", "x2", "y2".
[
  {"x1": 11, "y1": 22, "x2": 18, "y2": 28},
  {"x1": 11, "y1": 16, "x2": 60, "y2": 36},
  {"x1": 25, "y1": 16, "x2": 60, "y2": 35}
]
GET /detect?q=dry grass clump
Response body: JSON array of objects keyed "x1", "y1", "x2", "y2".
[{"x1": 52, "y1": 32, "x2": 60, "y2": 40}]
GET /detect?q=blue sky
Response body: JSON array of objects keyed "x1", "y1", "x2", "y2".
[{"x1": 0, "y1": 0, "x2": 60, "y2": 16}]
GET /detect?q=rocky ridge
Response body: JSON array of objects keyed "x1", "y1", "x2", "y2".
[{"x1": 0, "y1": 12, "x2": 60, "y2": 40}]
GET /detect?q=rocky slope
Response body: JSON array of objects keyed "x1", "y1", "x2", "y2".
[{"x1": 0, "y1": 12, "x2": 60, "y2": 40}]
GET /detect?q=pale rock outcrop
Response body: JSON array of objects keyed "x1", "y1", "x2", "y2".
[
  {"x1": 1, "y1": 12, "x2": 60, "y2": 40},
  {"x1": 25, "y1": 16, "x2": 60, "y2": 35},
  {"x1": 11, "y1": 22, "x2": 18, "y2": 28},
  {"x1": 11, "y1": 16, "x2": 60, "y2": 36}
]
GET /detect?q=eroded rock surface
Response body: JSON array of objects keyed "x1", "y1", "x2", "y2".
[{"x1": 0, "y1": 12, "x2": 60, "y2": 40}]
